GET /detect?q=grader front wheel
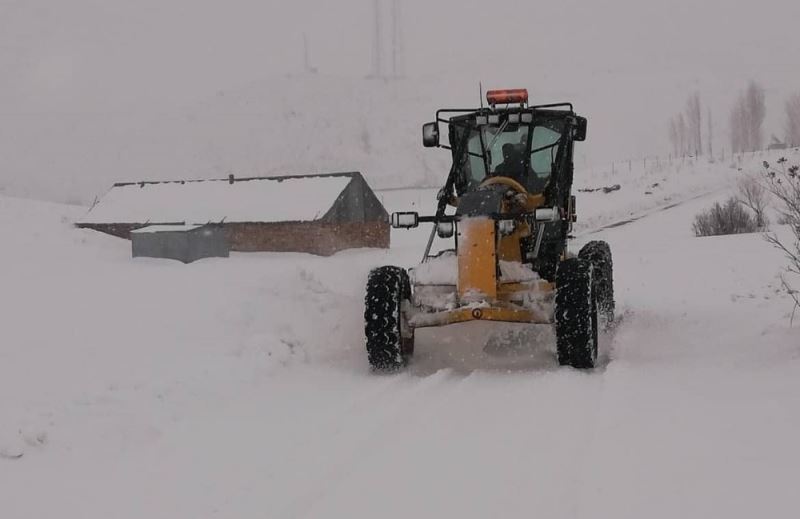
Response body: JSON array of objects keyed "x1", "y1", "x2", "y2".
[{"x1": 364, "y1": 266, "x2": 414, "y2": 371}]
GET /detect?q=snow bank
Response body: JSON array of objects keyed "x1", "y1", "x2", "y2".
[{"x1": 573, "y1": 150, "x2": 800, "y2": 234}]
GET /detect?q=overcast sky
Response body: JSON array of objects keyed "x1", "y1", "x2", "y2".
[
  {"x1": 2, "y1": 0, "x2": 799, "y2": 199},
  {"x1": 3, "y1": 0, "x2": 797, "y2": 103}
]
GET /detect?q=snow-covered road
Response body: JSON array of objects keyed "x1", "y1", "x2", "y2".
[{"x1": 2, "y1": 157, "x2": 798, "y2": 518}]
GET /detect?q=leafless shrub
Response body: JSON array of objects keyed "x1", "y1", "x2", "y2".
[
  {"x1": 736, "y1": 175, "x2": 769, "y2": 229},
  {"x1": 693, "y1": 197, "x2": 759, "y2": 237}
]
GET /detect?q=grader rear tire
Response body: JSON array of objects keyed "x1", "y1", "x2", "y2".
[
  {"x1": 579, "y1": 240, "x2": 615, "y2": 325},
  {"x1": 555, "y1": 258, "x2": 598, "y2": 369}
]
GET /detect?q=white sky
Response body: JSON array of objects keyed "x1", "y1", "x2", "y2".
[{"x1": 1, "y1": 0, "x2": 799, "y2": 200}]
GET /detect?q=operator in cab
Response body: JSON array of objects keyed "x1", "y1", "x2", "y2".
[
  {"x1": 494, "y1": 143, "x2": 525, "y2": 181},
  {"x1": 494, "y1": 142, "x2": 548, "y2": 193}
]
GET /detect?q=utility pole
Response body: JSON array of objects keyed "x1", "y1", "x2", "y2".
[
  {"x1": 390, "y1": 0, "x2": 402, "y2": 78},
  {"x1": 303, "y1": 33, "x2": 317, "y2": 74},
  {"x1": 369, "y1": 0, "x2": 403, "y2": 79},
  {"x1": 371, "y1": 0, "x2": 382, "y2": 78}
]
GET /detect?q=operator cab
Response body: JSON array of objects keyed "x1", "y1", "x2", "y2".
[
  {"x1": 458, "y1": 113, "x2": 563, "y2": 195},
  {"x1": 422, "y1": 88, "x2": 586, "y2": 203}
]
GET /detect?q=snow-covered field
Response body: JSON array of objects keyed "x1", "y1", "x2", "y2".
[{"x1": 2, "y1": 152, "x2": 798, "y2": 518}]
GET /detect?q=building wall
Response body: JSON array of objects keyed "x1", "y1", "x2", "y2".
[
  {"x1": 225, "y1": 221, "x2": 389, "y2": 256},
  {"x1": 79, "y1": 221, "x2": 389, "y2": 256},
  {"x1": 132, "y1": 227, "x2": 229, "y2": 263}
]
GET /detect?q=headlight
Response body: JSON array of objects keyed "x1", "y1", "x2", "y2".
[
  {"x1": 391, "y1": 212, "x2": 419, "y2": 228},
  {"x1": 436, "y1": 222, "x2": 455, "y2": 238}
]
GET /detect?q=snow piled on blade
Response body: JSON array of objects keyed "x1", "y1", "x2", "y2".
[
  {"x1": 498, "y1": 260, "x2": 539, "y2": 282},
  {"x1": 410, "y1": 251, "x2": 457, "y2": 285}
]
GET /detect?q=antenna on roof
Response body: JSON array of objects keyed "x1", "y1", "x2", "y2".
[{"x1": 479, "y1": 82, "x2": 484, "y2": 109}]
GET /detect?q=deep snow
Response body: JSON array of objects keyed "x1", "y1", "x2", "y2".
[{"x1": 1, "y1": 151, "x2": 798, "y2": 518}]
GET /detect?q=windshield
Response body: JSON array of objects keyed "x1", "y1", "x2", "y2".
[{"x1": 459, "y1": 121, "x2": 563, "y2": 194}]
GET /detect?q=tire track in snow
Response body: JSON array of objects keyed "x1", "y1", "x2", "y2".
[
  {"x1": 271, "y1": 369, "x2": 462, "y2": 518},
  {"x1": 288, "y1": 369, "x2": 610, "y2": 518},
  {"x1": 207, "y1": 369, "x2": 460, "y2": 519},
  {"x1": 227, "y1": 182, "x2": 736, "y2": 516}
]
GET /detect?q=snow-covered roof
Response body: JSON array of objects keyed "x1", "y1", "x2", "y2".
[
  {"x1": 130, "y1": 224, "x2": 204, "y2": 234},
  {"x1": 80, "y1": 174, "x2": 355, "y2": 225}
]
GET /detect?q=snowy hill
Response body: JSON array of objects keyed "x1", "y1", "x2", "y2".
[
  {"x1": 5, "y1": 68, "x2": 800, "y2": 207},
  {"x1": 2, "y1": 152, "x2": 798, "y2": 518}
]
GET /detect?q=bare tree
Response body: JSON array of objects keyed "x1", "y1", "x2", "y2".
[
  {"x1": 669, "y1": 118, "x2": 679, "y2": 157},
  {"x1": 686, "y1": 92, "x2": 702, "y2": 156},
  {"x1": 707, "y1": 106, "x2": 713, "y2": 158},
  {"x1": 737, "y1": 175, "x2": 769, "y2": 229},
  {"x1": 669, "y1": 118, "x2": 678, "y2": 155},
  {"x1": 763, "y1": 158, "x2": 800, "y2": 320},
  {"x1": 730, "y1": 100, "x2": 745, "y2": 154},
  {"x1": 669, "y1": 114, "x2": 687, "y2": 157},
  {"x1": 745, "y1": 81, "x2": 766, "y2": 152},
  {"x1": 730, "y1": 81, "x2": 767, "y2": 153},
  {"x1": 786, "y1": 93, "x2": 800, "y2": 148},
  {"x1": 669, "y1": 94, "x2": 704, "y2": 157}
]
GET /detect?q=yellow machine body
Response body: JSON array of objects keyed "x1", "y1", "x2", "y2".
[
  {"x1": 457, "y1": 218, "x2": 497, "y2": 302},
  {"x1": 410, "y1": 178, "x2": 554, "y2": 329}
]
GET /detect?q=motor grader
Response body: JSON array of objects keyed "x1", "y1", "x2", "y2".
[{"x1": 364, "y1": 89, "x2": 614, "y2": 371}]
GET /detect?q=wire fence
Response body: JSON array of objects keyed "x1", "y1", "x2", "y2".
[{"x1": 589, "y1": 146, "x2": 800, "y2": 178}]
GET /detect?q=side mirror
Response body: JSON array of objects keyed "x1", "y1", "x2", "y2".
[
  {"x1": 391, "y1": 212, "x2": 419, "y2": 229},
  {"x1": 422, "y1": 122, "x2": 439, "y2": 147},
  {"x1": 574, "y1": 116, "x2": 587, "y2": 141}
]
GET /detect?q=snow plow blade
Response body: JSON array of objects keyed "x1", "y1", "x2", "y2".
[{"x1": 409, "y1": 306, "x2": 552, "y2": 329}]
